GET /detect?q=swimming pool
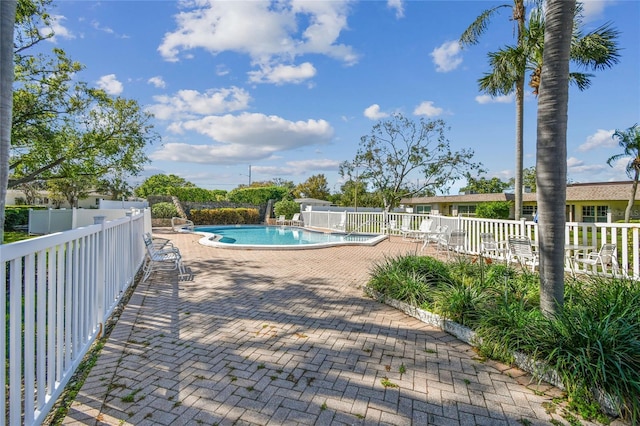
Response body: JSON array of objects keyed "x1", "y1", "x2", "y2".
[{"x1": 195, "y1": 225, "x2": 387, "y2": 249}]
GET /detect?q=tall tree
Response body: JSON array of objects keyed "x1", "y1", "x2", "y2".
[
  {"x1": 294, "y1": 174, "x2": 330, "y2": 200},
  {"x1": 342, "y1": 113, "x2": 481, "y2": 211},
  {"x1": 536, "y1": 0, "x2": 575, "y2": 316},
  {"x1": 607, "y1": 124, "x2": 640, "y2": 222},
  {"x1": 134, "y1": 174, "x2": 195, "y2": 198},
  {"x1": 461, "y1": 174, "x2": 510, "y2": 194},
  {"x1": 461, "y1": 0, "x2": 527, "y2": 220},
  {"x1": 1, "y1": 0, "x2": 17, "y2": 242}
]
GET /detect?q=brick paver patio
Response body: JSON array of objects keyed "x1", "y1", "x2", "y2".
[{"x1": 62, "y1": 230, "x2": 601, "y2": 426}]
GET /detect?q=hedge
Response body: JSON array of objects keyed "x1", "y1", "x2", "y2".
[{"x1": 190, "y1": 208, "x2": 261, "y2": 225}]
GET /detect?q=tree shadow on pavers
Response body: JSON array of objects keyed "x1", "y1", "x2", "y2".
[{"x1": 76, "y1": 251, "x2": 574, "y2": 426}]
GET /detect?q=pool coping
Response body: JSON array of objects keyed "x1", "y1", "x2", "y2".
[{"x1": 193, "y1": 225, "x2": 389, "y2": 250}]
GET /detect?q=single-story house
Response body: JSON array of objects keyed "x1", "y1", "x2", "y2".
[
  {"x1": 6, "y1": 189, "x2": 108, "y2": 209},
  {"x1": 400, "y1": 181, "x2": 639, "y2": 223},
  {"x1": 295, "y1": 197, "x2": 333, "y2": 211}
]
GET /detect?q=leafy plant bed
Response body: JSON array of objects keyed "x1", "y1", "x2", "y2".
[{"x1": 365, "y1": 254, "x2": 639, "y2": 424}]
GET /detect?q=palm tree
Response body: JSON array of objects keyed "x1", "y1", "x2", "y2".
[
  {"x1": 460, "y1": 1, "x2": 527, "y2": 221},
  {"x1": 536, "y1": 0, "x2": 575, "y2": 317},
  {"x1": 0, "y1": 0, "x2": 18, "y2": 244},
  {"x1": 607, "y1": 124, "x2": 640, "y2": 223}
]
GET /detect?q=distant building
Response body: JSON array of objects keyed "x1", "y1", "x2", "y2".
[
  {"x1": 6, "y1": 189, "x2": 109, "y2": 209},
  {"x1": 400, "y1": 181, "x2": 639, "y2": 223}
]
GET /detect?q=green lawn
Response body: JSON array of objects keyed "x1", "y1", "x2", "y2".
[{"x1": 3, "y1": 231, "x2": 32, "y2": 244}]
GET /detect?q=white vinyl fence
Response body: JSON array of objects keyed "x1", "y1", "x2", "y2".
[
  {"x1": 304, "y1": 210, "x2": 640, "y2": 278},
  {"x1": 1, "y1": 210, "x2": 150, "y2": 425},
  {"x1": 29, "y1": 208, "x2": 146, "y2": 235}
]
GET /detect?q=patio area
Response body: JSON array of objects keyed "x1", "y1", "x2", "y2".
[{"x1": 62, "y1": 230, "x2": 596, "y2": 426}]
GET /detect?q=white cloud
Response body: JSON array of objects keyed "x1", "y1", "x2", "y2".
[
  {"x1": 148, "y1": 76, "x2": 166, "y2": 89},
  {"x1": 42, "y1": 15, "x2": 75, "y2": 42},
  {"x1": 475, "y1": 94, "x2": 514, "y2": 104},
  {"x1": 158, "y1": 0, "x2": 358, "y2": 71},
  {"x1": 413, "y1": 101, "x2": 443, "y2": 117},
  {"x1": 363, "y1": 104, "x2": 389, "y2": 120},
  {"x1": 248, "y1": 62, "x2": 317, "y2": 85},
  {"x1": 430, "y1": 40, "x2": 462, "y2": 72},
  {"x1": 387, "y1": 0, "x2": 405, "y2": 19},
  {"x1": 567, "y1": 156, "x2": 607, "y2": 174},
  {"x1": 577, "y1": 129, "x2": 616, "y2": 152},
  {"x1": 580, "y1": 0, "x2": 610, "y2": 22},
  {"x1": 96, "y1": 74, "x2": 123, "y2": 95},
  {"x1": 151, "y1": 112, "x2": 334, "y2": 164},
  {"x1": 146, "y1": 87, "x2": 251, "y2": 120}
]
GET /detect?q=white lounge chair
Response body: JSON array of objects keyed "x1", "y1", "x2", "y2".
[
  {"x1": 437, "y1": 229, "x2": 467, "y2": 259},
  {"x1": 480, "y1": 233, "x2": 508, "y2": 259},
  {"x1": 142, "y1": 233, "x2": 187, "y2": 282},
  {"x1": 290, "y1": 213, "x2": 303, "y2": 226},
  {"x1": 276, "y1": 215, "x2": 287, "y2": 225},
  {"x1": 406, "y1": 218, "x2": 433, "y2": 241},
  {"x1": 573, "y1": 243, "x2": 618, "y2": 275},
  {"x1": 507, "y1": 236, "x2": 539, "y2": 272}
]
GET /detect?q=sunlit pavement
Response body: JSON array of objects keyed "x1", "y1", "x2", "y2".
[{"x1": 62, "y1": 230, "x2": 611, "y2": 426}]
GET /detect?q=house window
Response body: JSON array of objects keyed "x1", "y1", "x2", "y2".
[
  {"x1": 416, "y1": 205, "x2": 431, "y2": 214},
  {"x1": 582, "y1": 206, "x2": 608, "y2": 222},
  {"x1": 458, "y1": 205, "x2": 476, "y2": 217},
  {"x1": 522, "y1": 205, "x2": 536, "y2": 217}
]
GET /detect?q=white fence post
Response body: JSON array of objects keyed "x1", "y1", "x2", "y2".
[{"x1": 94, "y1": 216, "x2": 106, "y2": 332}]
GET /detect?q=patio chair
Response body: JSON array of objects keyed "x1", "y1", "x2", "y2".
[
  {"x1": 437, "y1": 229, "x2": 467, "y2": 259},
  {"x1": 507, "y1": 236, "x2": 539, "y2": 272},
  {"x1": 142, "y1": 233, "x2": 187, "y2": 282},
  {"x1": 276, "y1": 215, "x2": 287, "y2": 225},
  {"x1": 480, "y1": 233, "x2": 508, "y2": 259},
  {"x1": 404, "y1": 218, "x2": 433, "y2": 241},
  {"x1": 399, "y1": 215, "x2": 412, "y2": 240},
  {"x1": 573, "y1": 243, "x2": 619, "y2": 275},
  {"x1": 421, "y1": 224, "x2": 448, "y2": 250},
  {"x1": 290, "y1": 213, "x2": 303, "y2": 226}
]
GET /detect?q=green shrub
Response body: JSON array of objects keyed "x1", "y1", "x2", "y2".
[
  {"x1": 227, "y1": 186, "x2": 289, "y2": 205},
  {"x1": 4, "y1": 207, "x2": 30, "y2": 231},
  {"x1": 475, "y1": 201, "x2": 512, "y2": 219},
  {"x1": 151, "y1": 202, "x2": 178, "y2": 219},
  {"x1": 168, "y1": 187, "x2": 227, "y2": 202},
  {"x1": 273, "y1": 200, "x2": 300, "y2": 219},
  {"x1": 190, "y1": 208, "x2": 260, "y2": 225}
]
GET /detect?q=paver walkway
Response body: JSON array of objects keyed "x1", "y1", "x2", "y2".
[{"x1": 62, "y1": 230, "x2": 595, "y2": 426}]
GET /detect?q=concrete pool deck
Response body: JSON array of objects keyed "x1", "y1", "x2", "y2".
[{"x1": 61, "y1": 229, "x2": 611, "y2": 426}]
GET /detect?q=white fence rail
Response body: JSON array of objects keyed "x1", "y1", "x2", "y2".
[
  {"x1": 1, "y1": 210, "x2": 149, "y2": 425},
  {"x1": 305, "y1": 211, "x2": 640, "y2": 277}
]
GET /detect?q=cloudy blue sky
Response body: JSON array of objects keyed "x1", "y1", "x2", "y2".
[{"x1": 42, "y1": 0, "x2": 639, "y2": 193}]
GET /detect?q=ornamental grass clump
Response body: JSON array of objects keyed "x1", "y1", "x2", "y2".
[
  {"x1": 368, "y1": 255, "x2": 452, "y2": 309},
  {"x1": 529, "y1": 276, "x2": 640, "y2": 423}
]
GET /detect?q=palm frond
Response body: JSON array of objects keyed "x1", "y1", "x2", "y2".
[
  {"x1": 568, "y1": 72, "x2": 592, "y2": 91},
  {"x1": 460, "y1": 5, "x2": 511, "y2": 47},
  {"x1": 571, "y1": 22, "x2": 621, "y2": 71}
]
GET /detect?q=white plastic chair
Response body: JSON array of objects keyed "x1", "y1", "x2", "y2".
[
  {"x1": 480, "y1": 233, "x2": 508, "y2": 260},
  {"x1": 142, "y1": 233, "x2": 186, "y2": 282},
  {"x1": 437, "y1": 229, "x2": 467, "y2": 259},
  {"x1": 573, "y1": 243, "x2": 619, "y2": 275},
  {"x1": 507, "y1": 236, "x2": 539, "y2": 272},
  {"x1": 290, "y1": 213, "x2": 303, "y2": 226}
]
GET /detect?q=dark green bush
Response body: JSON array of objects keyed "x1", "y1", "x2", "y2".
[
  {"x1": 4, "y1": 207, "x2": 30, "y2": 231},
  {"x1": 190, "y1": 208, "x2": 260, "y2": 225},
  {"x1": 168, "y1": 187, "x2": 227, "y2": 202},
  {"x1": 273, "y1": 200, "x2": 300, "y2": 219},
  {"x1": 151, "y1": 202, "x2": 178, "y2": 219},
  {"x1": 227, "y1": 186, "x2": 289, "y2": 205},
  {"x1": 475, "y1": 201, "x2": 512, "y2": 219}
]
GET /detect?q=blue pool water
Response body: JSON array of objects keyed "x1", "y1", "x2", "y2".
[{"x1": 195, "y1": 225, "x2": 385, "y2": 249}]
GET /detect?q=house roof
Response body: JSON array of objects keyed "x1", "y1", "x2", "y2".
[
  {"x1": 401, "y1": 181, "x2": 635, "y2": 204},
  {"x1": 294, "y1": 198, "x2": 332, "y2": 205}
]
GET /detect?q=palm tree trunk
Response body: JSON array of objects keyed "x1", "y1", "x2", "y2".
[
  {"x1": 0, "y1": 1, "x2": 17, "y2": 244},
  {"x1": 514, "y1": 0, "x2": 525, "y2": 221},
  {"x1": 536, "y1": 0, "x2": 575, "y2": 317},
  {"x1": 624, "y1": 170, "x2": 639, "y2": 222}
]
